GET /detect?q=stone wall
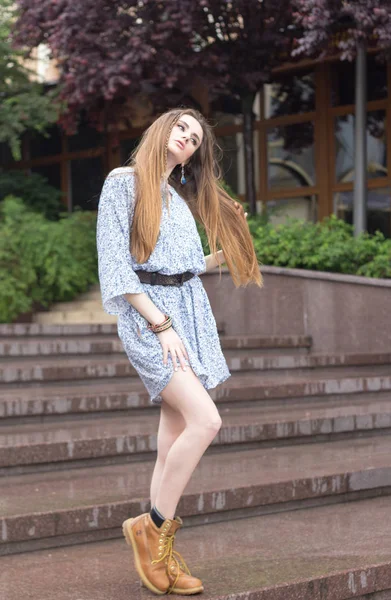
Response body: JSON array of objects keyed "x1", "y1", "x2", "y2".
[{"x1": 201, "y1": 265, "x2": 391, "y2": 353}]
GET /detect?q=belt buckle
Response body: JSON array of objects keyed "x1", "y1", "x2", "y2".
[{"x1": 151, "y1": 272, "x2": 158, "y2": 286}]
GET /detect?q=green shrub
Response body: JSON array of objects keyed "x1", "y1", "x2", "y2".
[
  {"x1": 0, "y1": 170, "x2": 63, "y2": 219},
  {"x1": 249, "y1": 213, "x2": 391, "y2": 278},
  {"x1": 0, "y1": 196, "x2": 98, "y2": 323}
]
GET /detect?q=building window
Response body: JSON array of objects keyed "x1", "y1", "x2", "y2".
[
  {"x1": 334, "y1": 187, "x2": 391, "y2": 238},
  {"x1": 266, "y1": 195, "x2": 318, "y2": 226},
  {"x1": 30, "y1": 164, "x2": 62, "y2": 193},
  {"x1": 331, "y1": 55, "x2": 387, "y2": 107},
  {"x1": 334, "y1": 111, "x2": 387, "y2": 183},
  {"x1": 70, "y1": 157, "x2": 104, "y2": 211},
  {"x1": 29, "y1": 125, "x2": 62, "y2": 158},
  {"x1": 267, "y1": 123, "x2": 316, "y2": 189},
  {"x1": 263, "y1": 70, "x2": 315, "y2": 119},
  {"x1": 120, "y1": 138, "x2": 140, "y2": 165},
  {"x1": 67, "y1": 122, "x2": 103, "y2": 152}
]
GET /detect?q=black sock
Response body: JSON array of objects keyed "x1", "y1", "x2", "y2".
[{"x1": 150, "y1": 505, "x2": 166, "y2": 528}]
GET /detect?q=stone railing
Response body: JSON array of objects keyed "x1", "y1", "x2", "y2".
[{"x1": 201, "y1": 265, "x2": 391, "y2": 353}]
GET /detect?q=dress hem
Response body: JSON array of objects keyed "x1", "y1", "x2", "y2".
[{"x1": 150, "y1": 369, "x2": 232, "y2": 405}]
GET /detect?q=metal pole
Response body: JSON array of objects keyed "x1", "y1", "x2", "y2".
[
  {"x1": 353, "y1": 38, "x2": 367, "y2": 236},
  {"x1": 242, "y1": 92, "x2": 257, "y2": 217}
]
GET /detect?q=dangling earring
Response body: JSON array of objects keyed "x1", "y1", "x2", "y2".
[{"x1": 181, "y1": 164, "x2": 187, "y2": 185}]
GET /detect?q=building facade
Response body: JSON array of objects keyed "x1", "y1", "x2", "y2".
[{"x1": 1, "y1": 49, "x2": 390, "y2": 237}]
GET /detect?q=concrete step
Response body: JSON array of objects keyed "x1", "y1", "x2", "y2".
[
  {"x1": 73, "y1": 285, "x2": 101, "y2": 301},
  {"x1": 76, "y1": 291, "x2": 102, "y2": 302},
  {"x1": 1, "y1": 371, "x2": 391, "y2": 422},
  {"x1": 0, "y1": 323, "x2": 119, "y2": 337},
  {"x1": 32, "y1": 305, "x2": 227, "y2": 326},
  {"x1": 0, "y1": 320, "x2": 225, "y2": 338},
  {"x1": 33, "y1": 310, "x2": 118, "y2": 325},
  {"x1": 3, "y1": 495, "x2": 391, "y2": 599},
  {"x1": 1, "y1": 351, "x2": 391, "y2": 385},
  {"x1": 50, "y1": 300, "x2": 106, "y2": 311},
  {"x1": 2, "y1": 436, "x2": 391, "y2": 554},
  {"x1": 0, "y1": 334, "x2": 312, "y2": 358},
  {"x1": 2, "y1": 397, "x2": 391, "y2": 472}
]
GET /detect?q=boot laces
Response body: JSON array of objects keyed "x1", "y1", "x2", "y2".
[{"x1": 151, "y1": 532, "x2": 192, "y2": 594}]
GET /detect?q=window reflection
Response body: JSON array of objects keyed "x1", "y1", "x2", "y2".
[
  {"x1": 67, "y1": 117, "x2": 103, "y2": 152},
  {"x1": 31, "y1": 164, "x2": 61, "y2": 193},
  {"x1": 331, "y1": 55, "x2": 387, "y2": 107},
  {"x1": 266, "y1": 195, "x2": 318, "y2": 225},
  {"x1": 121, "y1": 138, "x2": 140, "y2": 165},
  {"x1": 335, "y1": 112, "x2": 387, "y2": 182},
  {"x1": 334, "y1": 188, "x2": 391, "y2": 237},
  {"x1": 30, "y1": 125, "x2": 62, "y2": 158},
  {"x1": 267, "y1": 123, "x2": 315, "y2": 189},
  {"x1": 70, "y1": 157, "x2": 104, "y2": 211},
  {"x1": 216, "y1": 132, "x2": 259, "y2": 197},
  {"x1": 264, "y1": 71, "x2": 315, "y2": 119}
]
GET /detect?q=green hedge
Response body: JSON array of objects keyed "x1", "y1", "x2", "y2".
[
  {"x1": 250, "y1": 213, "x2": 391, "y2": 279},
  {"x1": 0, "y1": 196, "x2": 98, "y2": 323},
  {"x1": 198, "y1": 211, "x2": 391, "y2": 279},
  {"x1": 2, "y1": 192, "x2": 390, "y2": 323}
]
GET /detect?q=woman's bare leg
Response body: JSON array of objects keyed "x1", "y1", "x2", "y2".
[
  {"x1": 150, "y1": 401, "x2": 186, "y2": 508},
  {"x1": 153, "y1": 367, "x2": 222, "y2": 520}
]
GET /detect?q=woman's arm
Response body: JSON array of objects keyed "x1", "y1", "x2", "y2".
[
  {"x1": 204, "y1": 249, "x2": 225, "y2": 272},
  {"x1": 203, "y1": 201, "x2": 247, "y2": 273},
  {"x1": 124, "y1": 292, "x2": 166, "y2": 326}
]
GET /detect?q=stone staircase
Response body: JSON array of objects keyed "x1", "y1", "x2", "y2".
[
  {"x1": 32, "y1": 285, "x2": 117, "y2": 324},
  {"x1": 1, "y1": 323, "x2": 391, "y2": 599}
]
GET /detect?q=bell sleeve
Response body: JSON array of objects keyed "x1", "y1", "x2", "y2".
[{"x1": 96, "y1": 171, "x2": 145, "y2": 315}]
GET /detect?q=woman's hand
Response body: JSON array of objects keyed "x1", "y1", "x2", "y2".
[
  {"x1": 157, "y1": 327, "x2": 189, "y2": 372},
  {"x1": 234, "y1": 201, "x2": 248, "y2": 220}
]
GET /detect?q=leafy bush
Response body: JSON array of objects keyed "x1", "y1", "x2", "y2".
[
  {"x1": 0, "y1": 196, "x2": 98, "y2": 323},
  {"x1": 249, "y1": 214, "x2": 391, "y2": 279},
  {"x1": 198, "y1": 194, "x2": 391, "y2": 279},
  {"x1": 0, "y1": 170, "x2": 63, "y2": 219}
]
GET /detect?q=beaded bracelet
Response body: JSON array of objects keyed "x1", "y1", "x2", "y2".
[
  {"x1": 153, "y1": 320, "x2": 173, "y2": 334},
  {"x1": 147, "y1": 314, "x2": 173, "y2": 333},
  {"x1": 150, "y1": 318, "x2": 172, "y2": 333}
]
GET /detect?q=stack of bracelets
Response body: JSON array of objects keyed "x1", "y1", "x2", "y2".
[{"x1": 147, "y1": 314, "x2": 172, "y2": 333}]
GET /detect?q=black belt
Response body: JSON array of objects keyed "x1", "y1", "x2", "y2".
[{"x1": 134, "y1": 270, "x2": 195, "y2": 287}]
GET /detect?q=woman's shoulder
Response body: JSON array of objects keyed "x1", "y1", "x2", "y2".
[
  {"x1": 101, "y1": 167, "x2": 137, "y2": 207},
  {"x1": 106, "y1": 166, "x2": 135, "y2": 179}
]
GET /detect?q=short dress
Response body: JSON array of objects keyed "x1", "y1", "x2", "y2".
[{"x1": 96, "y1": 166, "x2": 231, "y2": 405}]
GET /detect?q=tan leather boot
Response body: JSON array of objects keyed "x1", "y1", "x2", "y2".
[
  {"x1": 122, "y1": 514, "x2": 204, "y2": 596},
  {"x1": 164, "y1": 516, "x2": 204, "y2": 595},
  {"x1": 122, "y1": 513, "x2": 169, "y2": 594}
]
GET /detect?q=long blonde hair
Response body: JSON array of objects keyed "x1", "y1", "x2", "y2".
[{"x1": 126, "y1": 108, "x2": 263, "y2": 288}]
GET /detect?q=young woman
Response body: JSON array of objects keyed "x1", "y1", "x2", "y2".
[{"x1": 96, "y1": 107, "x2": 262, "y2": 595}]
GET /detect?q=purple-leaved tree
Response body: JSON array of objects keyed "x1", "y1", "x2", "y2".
[
  {"x1": 12, "y1": 1, "x2": 391, "y2": 213},
  {"x1": 292, "y1": 0, "x2": 391, "y2": 60},
  {"x1": 11, "y1": 1, "x2": 202, "y2": 133},
  {"x1": 11, "y1": 0, "x2": 297, "y2": 214}
]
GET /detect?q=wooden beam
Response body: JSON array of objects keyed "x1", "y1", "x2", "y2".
[{"x1": 266, "y1": 185, "x2": 318, "y2": 200}]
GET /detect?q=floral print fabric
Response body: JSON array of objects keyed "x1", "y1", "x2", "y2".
[{"x1": 96, "y1": 167, "x2": 231, "y2": 404}]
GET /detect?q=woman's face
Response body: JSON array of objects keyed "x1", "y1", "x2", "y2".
[{"x1": 167, "y1": 114, "x2": 204, "y2": 165}]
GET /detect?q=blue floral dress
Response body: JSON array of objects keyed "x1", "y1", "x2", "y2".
[{"x1": 96, "y1": 166, "x2": 231, "y2": 405}]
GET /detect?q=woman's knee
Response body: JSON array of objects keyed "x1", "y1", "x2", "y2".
[
  {"x1": 203, "y1": 414, "x2": 222, "y2": 436},
  {"x1": 189, "y1": 412, "x2": 222, "y2": 442}
]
